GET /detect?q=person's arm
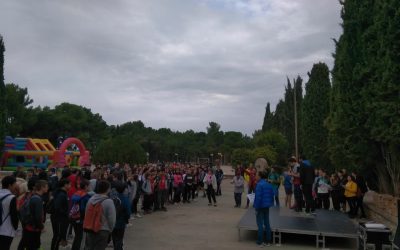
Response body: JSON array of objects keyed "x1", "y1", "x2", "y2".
[
  {"x1": 31, "y1": 196, "x2": 44, "y2": 230},
  {"x1": 253, "y1": 183, "x2": 261, "y2": 209},
  {"x1": 9, "y1": 196, "x2": 19, "y2": 230}
]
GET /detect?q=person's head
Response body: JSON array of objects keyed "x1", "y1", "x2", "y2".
[
  {"x1": 342, "y1": 169, "x2": 347, "y2": 175},
  {"x1": 59, "y1": 178, "x2": 71, "y2": 191},
  {"x1": 16, "y1": 171, "x2": 27, "y2": 180},
  {"x1": 2, "y1": 175, "x2": 18, "y2": 194},
  {"x1": 34, "y1": 180, "x2": 48, "y2": 195},
  {"x1": 96, "y1": 180, "x2": 111, "y2": 195},
  {"x1": 27, "y1": 169, "x2": 34, "y2": 178},
  {"x1": 208, "y1": 169, "x2": 213, "y2": 175},
  {"x1": 257, "y1": 171, "x2": 265, "y2": 181},
  {"x1": 320, "y1": 169, "x2": 326, "y2": 177},
  {"x1": 347, "y1": 175, "x2": 354, "y2": 182},
  {"x1": 115, "y1": 181, "x2": 126, "y2": 194},
  {"x1": 80, "y1": 179, "x2": 90, "y2": 191},
  {"x1": 236, "y1": 170, "x2": 240, "y2": 176}
]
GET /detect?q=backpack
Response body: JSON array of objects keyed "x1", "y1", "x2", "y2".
[
  {"x1": 46, "y1": 197, "x2": 55, "y2": 215},
  {"x1": 0, "y1": 194, "x2": 12, "y2": 225},
  {"x1": 19, "y1": 193, "x2": 34, "y2": 226},
  {"x1": 109, "y1": 189, "x2": 123, "y2": 215},
  {"x1": 83, "y1": 198, "x2": 108, "y2": 233},
  {"x1": 69, "y1": 197, "x2": 82, "y2": 223}
]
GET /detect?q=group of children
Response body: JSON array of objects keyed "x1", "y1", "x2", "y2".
[{"x1": 0, "y1": 162, "x2": 225, "y2": 250}]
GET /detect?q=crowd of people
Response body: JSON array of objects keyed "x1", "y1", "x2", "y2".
[
  {"x1": 0, "y1": 162, "x2": 225, "y2": 250},
  {"x1": 244, "y1": 156, "x2": 369, "y2": 247}
]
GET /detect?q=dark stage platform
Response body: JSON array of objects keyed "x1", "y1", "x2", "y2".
[{"x1": 237, "y1": 207, "x2": 359, "y2": 248}]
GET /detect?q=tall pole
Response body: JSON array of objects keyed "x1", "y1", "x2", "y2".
[{"x1": 294, "y1": 82, "x2": 299, "y2": 160}]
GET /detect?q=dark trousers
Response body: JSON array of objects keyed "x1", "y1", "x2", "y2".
[
  {"x1": 183, "y1": 184, "x2": 192, "y2": 201},
  {"x1": 293, "y1": 184, "x2": 304, "y2": 210},
  {"x1": 356, "y1": 195, "x2": 366, "y2": 217},
  {"x1": 273, "y1": 188, "x2": 280, "y2": 207},
  {"x1": 234, "y1": 192, "x2": 242, "y2": 207},
  {"x1": 347, "y1": 196, "x2": 357, "y2": 218},
  {"x1": 256, "y1": 207, "x2": 271, "y2": 244},
  {"x1": 206, "y1": 185, "x2": 217, "y2": 204},
  {"x1": 85, "y1": 230, "x2": 110, "y2": 250},
  {"x1": 72, "y1": 222, "x2": 84, "y2": 250},
  {"x1": 216, "y1": 182, "x2": 222, "y2": 195},
  {"x1": 18, "y1": 229, "x2": 41, "y2": 250},
  {"x1": 173, "y1": 186, "x2": 182, "y2": 203},
  {"x1": 317, "y1": 193, "x2": 330, "y2": 210},
  {"x1": 143, "y1": 194, "x2": 153, "y2": 211},
  {"x1": 330, "y1": 190, "x2": 341, "y2": 211},
  {"x1": 302, "y1": 184, "x2": 315, "y2": 213},
  {"x1": 112, "y1": 228, "x2": 125, "y2": 250},
  {"x1": 157, "y1": 189, "x2": 168, "y2": 209},
  {"x1": 132, "y1": 196, "x2": 139, "y2": 214},
  {"x1": 51, "y1": 215, "x2": 69, "y2": 250},
  {"x1": 0, "y1": 235, "x2": 13, "y2": 250}
]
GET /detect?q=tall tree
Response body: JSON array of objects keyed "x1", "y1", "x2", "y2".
[
  {"x1": 261, "y1": 102, "x2": 273, "y2": 132},
  {"x1": 327, "y1": 0, "x2": 378, "y2": 170},
  {"x1": 301, "y1": 62, "x2": 331, "y2": 169},
  {"x1": 0, "y1": 36, "x2": 5, "y2": 147}
]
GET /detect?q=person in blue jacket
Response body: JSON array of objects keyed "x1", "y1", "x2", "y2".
[
  {"x1": 112, "y1": 181, "x2": 131, "y2": 250},
  {"x1": 253, "y1": 171, "x2": 274, "y2": 247}
]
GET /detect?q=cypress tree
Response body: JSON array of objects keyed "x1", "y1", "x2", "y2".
[
  {"x1": 301, "y1": 62, "x2": 331, "y2": 169},
  {"x1": 0, "y1": 36, "x2": 5, "y2": 148},
  {"x1": 261, "y1": 102, "x2": 273, "y2": 132}
]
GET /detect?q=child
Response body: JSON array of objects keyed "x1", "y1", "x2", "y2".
[{"x1": 283, "y1": 166, "x2": 293, "y2": 208}]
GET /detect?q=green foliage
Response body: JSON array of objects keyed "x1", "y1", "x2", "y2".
[
  {"x1": 93, "y1": 136, "x2": 147, "y2": 164},
  {"x1": 261, "y1": 103, "x2": 273, "y2": 132},
  {"x1": 231, "y1": 148, "x2": 253, "y2": 166},
  {"x1": 301, "y1": 63, "x2": 331, "y2": 169},
  {"x1": 0, "y1": 36, "x2": 5, "y2": 148},
  {"x1": 253, "y1": 129, "x2": 288, "y2": 164},
  {"x1": 251, "y1": 146, "x2": 277, "y2": 165},
  {"x1": 4, "y1": 83, "x2": 35, "y2": 137}
]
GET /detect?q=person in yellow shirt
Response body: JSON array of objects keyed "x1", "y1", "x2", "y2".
[{"x1": 343, "y1": 175, "x2": 358, "y2": 218}]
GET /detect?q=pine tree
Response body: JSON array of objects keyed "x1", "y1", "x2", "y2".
[
  {"x1": 301, "y1": 62, "x2": 331, "y2": 169},
  {"x1": 0, "y1": 36, "x2": 5, "y2": 148}
]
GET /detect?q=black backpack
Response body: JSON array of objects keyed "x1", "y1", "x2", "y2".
[{"x1": 0, "y1": 194, "x2": 12, "y2": 225}]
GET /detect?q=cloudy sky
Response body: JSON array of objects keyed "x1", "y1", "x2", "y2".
[{"x1": 0, "y1": 0, "x2": 342, "y2": 135}]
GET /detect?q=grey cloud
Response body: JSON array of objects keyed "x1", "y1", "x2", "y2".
[{"x1": 0, "y1": 0, "x2": 342, "y2": 135}]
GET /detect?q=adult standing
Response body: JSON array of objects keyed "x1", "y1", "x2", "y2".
[
  {"x1": 215, "y1": 165, "x2": 224, "y2": 196},
  {"x1": 51, "y1": 178, "x2": 71, "y2": 250},
  {"x1": 343, "y1": 175, "x2": 358, "y2": 218},
  {"x1": 289, "y1": 157, "x2": 303, "y2": 212},
  {"x1": 245, "y1": 167, "x2": 257, "y2": 209},
  {"x1": 352, "y1": 171, "x2": 368, "y2": 218},
  {"x1": 231, "y1": 171, "x2": 244, "y2": 207},
  {"x1": 254, "y1": 171, "x2": 274, "y2": 247},
  {"x1": 203, "y1": 169, "x2": 217, "y2": 206},
  {"x1": 299, "y1": 156, "x2": 316, "y2": 214},
  {"x1": 0, "y1": 176, "x2": 19, "y2": 250}
]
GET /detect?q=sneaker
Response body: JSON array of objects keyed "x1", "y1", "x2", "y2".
[
  {"x1": 208, "y1": 203, "x2": 212, "y2": 206},
  {"x1": 263, "y1": 242, "x2": 271, "y2": 247},
  {"x1": 214, "y1": 203, "x2": 217, "y2": 207},
  {"x1": 135, "y1": 213, "x2": 142, "y2": 218}
]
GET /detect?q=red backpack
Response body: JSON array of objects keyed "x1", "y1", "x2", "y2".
[{"x1": 83, "y1": 198, "x2": 108, "y2": 233}]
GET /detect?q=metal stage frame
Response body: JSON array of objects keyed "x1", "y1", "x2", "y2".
[{"x1": 237, "y1": 207, "x2": 359, "y2": 248}]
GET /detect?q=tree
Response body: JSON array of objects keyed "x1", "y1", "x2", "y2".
[
  {"x1": 0, "y1": 36, "x2": 5, "y2": 148},
  {"x1": 301, "y1": 62, "x2": 331, "y2": 169},
  {"x1": 253, "y1": 129, "x2": 288, "y2": 164},
  {"x1": 4, "y1": 83, "x2": 35, "y2": 137},
  {"x1": 261, "y1": 103, "x2": 273, "y2": 132}
]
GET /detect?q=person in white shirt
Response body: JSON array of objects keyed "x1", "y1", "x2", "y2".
[{"x1": 0, "y1": 175, "x2": 19, "y2": 250}]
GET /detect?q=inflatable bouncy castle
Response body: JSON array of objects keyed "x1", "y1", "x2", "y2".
[{"x1": 1, "y1": 136, "x2": 90, "y2": 171}]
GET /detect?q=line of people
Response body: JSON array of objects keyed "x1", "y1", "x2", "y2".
[{"x1": 0, "y1": 162, "x2": 224, "y2": 250}]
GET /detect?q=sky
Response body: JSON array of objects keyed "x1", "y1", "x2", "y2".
[{"x1": 0, "y1": 0, "x2": 342, "y2": 135}]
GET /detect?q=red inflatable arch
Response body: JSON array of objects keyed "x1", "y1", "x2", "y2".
[{"x1": 54, "y1": 137, "x2": 90, "y2": 167}]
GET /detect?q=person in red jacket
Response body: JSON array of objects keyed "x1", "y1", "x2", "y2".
[{"x1": 245, "y1": 167, "x2": 257, "y2": 209}]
